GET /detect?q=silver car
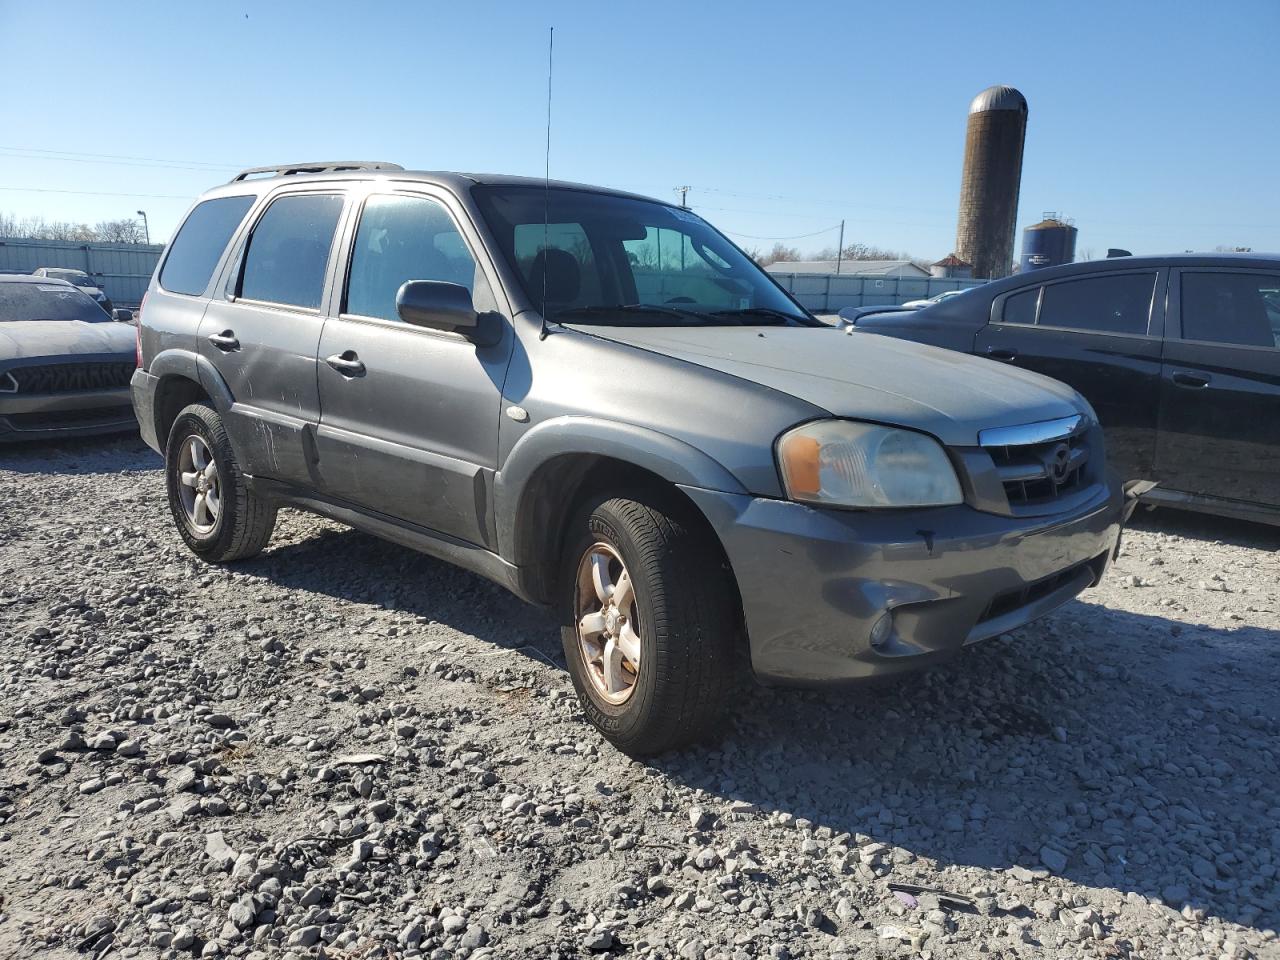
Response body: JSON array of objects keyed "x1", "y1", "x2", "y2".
[
  {"x1": 31, "y1": 267, "x2": 115, "y2": 316},
  {"x1": 132, "y1": 162, "x2": 1125, "y2": 755},
  {"x1": 0, "y1": 275, "x2": 137, "y2": 442}
]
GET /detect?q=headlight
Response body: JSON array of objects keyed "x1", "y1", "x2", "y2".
[{"x1": 776, "y1": 420, "x2": 963, "y2": 508}]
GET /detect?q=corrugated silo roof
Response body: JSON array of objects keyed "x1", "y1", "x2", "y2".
[{"x1": 969, "y1": 85, "x2": 1028, "y2": 115}]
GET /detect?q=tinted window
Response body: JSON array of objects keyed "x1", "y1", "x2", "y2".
[
  {"x1": 0, "y1": 282, "x2": 109, "y2": 322},
  {"x1": 1037, "y1": 273, "x2": 1155, "y2": 334},
  {"x1": 240, "y1": 194, "x2": 343, "y2": 309},
  {"x1": 345, "y1": 194, "x2": 494, "y2": 322},
  {"x1": 1181, "y1": 272, "x2": 1280, "y2": 348},
  {"x1": 160, "y1": 195, "x2": 255, "y2": 296},
  {"x1": 1002, "y1": 287, "x2": 1039, "y2": 324},
  {"x1": 512, "y1": 221, "x2": 604, "y2": 308}
]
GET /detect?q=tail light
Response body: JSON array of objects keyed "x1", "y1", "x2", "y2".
[{"x1": 135, "y1": 294, "x2": 146, "y2": 368}]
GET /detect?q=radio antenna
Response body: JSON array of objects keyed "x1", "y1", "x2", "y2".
[{"x1": 539, "y1": 26, "x2": 554, "y2": 340}]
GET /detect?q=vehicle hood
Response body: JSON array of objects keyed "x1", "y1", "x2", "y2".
[
  {"x1": 568, "y1": 324, "x2": 1089, "y2": 446},
  {"x1": 0, "y1": 320, "x2": 135, "y2": 362}
]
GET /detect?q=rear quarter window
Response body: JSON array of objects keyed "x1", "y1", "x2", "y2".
[
  {"x1": 160, "y1": 195, "x2": 256, "y2": 296},
  {"x1": 1037, "y1": 273, "x2": 1156, "y2": 335},
  {"x1": 1001, "y1": 287, "x2": 1040, "y2": 324}
]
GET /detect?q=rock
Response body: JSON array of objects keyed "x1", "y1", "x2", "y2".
[
  {"x1": 78, "y1": 778, "x2": 104, "y2": 795},
  {"x1": 115, "y1": 738, "x2": 142, "y2": 757},
  {"x1": 1039, "y1": 846, "x2": 1068, "y2": 873},
  {"x1": 689, "y1": 805, "x2": 712, "y2": 830},
  {"x1": 205, "y1": 832, "x2": 238, "y2": 869},
  {"x1": 584, "y1": 927, "x2": 615, "y2": 951},
  {"x1": 228, "y1": 894, "x2": 257, "y2": 930},
  {"x1": 442, "y1": 914, "x2": 467, "y2": 935},
  {"x1": 288, "y1": 926, "x2": 321, "y2": 947}
]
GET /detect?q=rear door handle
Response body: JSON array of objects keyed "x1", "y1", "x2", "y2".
[
  {"x1": 986, "y1": 347, "x2": 1018, "y2": 361},
  {"x1": 1171, "y1": 371, "x2": 1210, "y2": 389},
  {"x1": 207, "y1": 331, "x2": 240, "y2": 351},
  {"x1": 325, "y1": 351, "x2": 366, "y2": 377}
]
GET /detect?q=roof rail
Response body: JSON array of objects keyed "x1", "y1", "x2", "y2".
[{"x1": 229, "y1": 161, "x2": 404, "y2": 183}]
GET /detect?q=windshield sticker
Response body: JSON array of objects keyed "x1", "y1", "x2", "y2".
[
  {"x1": 669, "y1": 207, "x2": 704, "y2": 225},
  {"x1": 36, "y1": 285, "x2": 73, "y2": 294}
]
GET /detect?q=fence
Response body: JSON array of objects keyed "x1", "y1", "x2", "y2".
[
  {"x1": 0, "y1": 237, "x2": 163, "y2": 308},
  {"x1": 769, "y1": 271, "x2": 986, "y2": 313}
]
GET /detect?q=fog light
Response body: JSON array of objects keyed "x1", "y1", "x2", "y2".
[{"x1": 870, "y1": 611, "x2": 894, "y2": 651}]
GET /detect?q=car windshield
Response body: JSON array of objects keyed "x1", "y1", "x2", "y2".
[
  {"x1": 472, "y1": 185, "x2": 818, "y2": 327},
  {"x1": 0, "y1": 282, "x2": 110, "y2": 322},
  {"x1": 45, "y1": 269, "x2": 94, "y2": 286}
]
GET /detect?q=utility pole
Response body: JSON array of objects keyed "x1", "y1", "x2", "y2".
[
  {"x1": 675, "y1": 185, "x2": 691, "y2": 208},
  {"x1": 835, "y1": 219, "x2": 845, "y2": 275},
  {"x1": 136, "y1": 210, "x2": 150, "y2": 244}
]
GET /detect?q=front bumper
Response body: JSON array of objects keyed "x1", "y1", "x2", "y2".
[
  {"x1": 0, "y1": 387, "x2": 136, "y2": 442},
  {"x1": 682, "y1": 477, "x2": 1124, "y2": 686}
]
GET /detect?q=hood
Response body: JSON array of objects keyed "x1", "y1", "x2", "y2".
[
  {"x1": 567, "y1": 324, "x2": 1088, "y2": 447},
  {"x1": 0, "y1": 320, "x2": 135, "y2": 362}
]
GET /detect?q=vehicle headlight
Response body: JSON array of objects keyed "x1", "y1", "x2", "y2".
[{"x1": 776, "y1": 420, "x2": 963, "y2": 508}]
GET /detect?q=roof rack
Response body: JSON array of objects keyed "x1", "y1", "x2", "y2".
[{"x1": 229, "y1": 161, "x2": 404, "y2": 183}]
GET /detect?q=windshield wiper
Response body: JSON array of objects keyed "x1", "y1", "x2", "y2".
[
  {"x1": 554, "y1": 303, "x2": 723, "y2": 325},
  {"x1": 707, "y1": 307, "x2": 812, "y2": 326}
]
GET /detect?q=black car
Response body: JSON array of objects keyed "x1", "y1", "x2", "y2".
[{"x1": 849, "y1": 254, "x2": 1280, "y2": 525}]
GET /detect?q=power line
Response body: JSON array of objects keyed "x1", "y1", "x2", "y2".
[
  {"x1": 0, "y1": 186, "x2": 193, "y2": 200},
  {"x1": 723, "y1": 224, "x2": 843, "y2": 241},
  {"x1": 0, "y1": 148, "x2": 239, "y2": 173},
  {"x1": 0, "y1": 145, "x2": 240, "y2": 170}
]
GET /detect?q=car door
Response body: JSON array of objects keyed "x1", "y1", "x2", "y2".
[
  {"x1": 314, "y1": 188, "x2": 512, "y2": 546},
  {"x1": 973, "y1": 269, "x2": 1165, "y2": 482},
  {"x1": 197, "y1": 190, "x2": 346, "y2": 486},
  {"x1": 1155, "y1": 267, "x2": 1280, "y2": 508}
]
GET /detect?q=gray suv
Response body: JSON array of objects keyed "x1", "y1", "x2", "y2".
[{"x1": 132, "y1": 161, "x2": 1125, "y2": 755}]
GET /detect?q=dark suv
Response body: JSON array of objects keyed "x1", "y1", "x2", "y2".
[
  {"x1": 851, "y1": 255, "x2": 1280, "y2": 526},
  {"x1": 132, "y1": 161, "x2": 1125, "y2": 754}
]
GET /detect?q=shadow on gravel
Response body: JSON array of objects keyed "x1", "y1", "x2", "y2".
[
  {"x1": 1129, "y1": 505, "x2": 1280, "y2": 550},
  {"x1": 657, "y1": 606, "x2": 1280, "y2": 933},
  {"x1": 237, "y1": 524, "x2": 564, "y2": 667},
  {"x1": 0, "y1": 432, "x2": 157, "y2": 474}
]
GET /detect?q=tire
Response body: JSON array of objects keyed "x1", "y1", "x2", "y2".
[
  {"x1": 560, "y1": 493, "x2": 737, "y2": 756},
  {"x1": 164, "y1": 403, "x2": 276, "y2": 562}
]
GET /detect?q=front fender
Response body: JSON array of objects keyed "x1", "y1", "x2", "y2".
[{"x1": 494, "y1": 415, "x2": 748, "y2": 565}]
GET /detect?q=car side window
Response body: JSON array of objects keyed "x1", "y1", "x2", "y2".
[
  {"x1": 239, "y1": 193, "x2": 344, "y2": 309},
  {"x1": 1001, "y1": 287, "x2": 1039, "y2": 324},
  {"x1": 160, "y1": 195, "x2": 255, "y2": 296},
  {"x1": 345, "y1": 194, "x2": 496, "y2": 322},
  {"x1": 1181, "y1": 272, "x2": 1280, "y2": 349},
  {"x1": 1036, "y1": 273, "x2": 1155, "y2": 335}
]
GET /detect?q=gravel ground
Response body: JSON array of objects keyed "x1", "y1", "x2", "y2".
[{"x1": 1, "y1": 435, "x2": 1277, "y2": 960}]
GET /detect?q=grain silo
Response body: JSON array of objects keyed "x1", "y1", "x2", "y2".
[
  {"x1": 1020, "y1": 214, "x2": 1077, "y2": 272},
  {"x1": 954, "y1": 85, "x2": 1028, "y2": 280}
]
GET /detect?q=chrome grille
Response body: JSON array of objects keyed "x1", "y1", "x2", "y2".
[
  {"x1": 979, "y1": 415, "x2": 1090, "y2": 508},
  {"x1": 7, "y1": 361, "x2": 135, "y2": 394}
]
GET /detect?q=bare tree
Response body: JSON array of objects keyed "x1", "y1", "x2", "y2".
[
  {"x1": 94, "y1": 219, "x2": 146, "y2": 243},
  {"x1": 758, "y1": 243, "x2": 802, "y2": 266}
]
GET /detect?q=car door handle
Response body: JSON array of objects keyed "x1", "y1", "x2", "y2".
[
  {"x1": 986, "y1": 347, "x2": 1018, "y2": 361},
  {"x1": 207, "y1": 331, "x2": 240, "y2": 351},
  {"x1": 325, "y1": 351, "x2": 366, "y2": 377},
  {"x1": 1171, "y1": 371, "x2": 1210, "y2": 389}
]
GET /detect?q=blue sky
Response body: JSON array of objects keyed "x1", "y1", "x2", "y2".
[{"x1": 1, "y1": 0, "x2": 1276, "y2": 260}]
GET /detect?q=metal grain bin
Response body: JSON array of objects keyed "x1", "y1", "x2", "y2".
[{"x1": 1020, "y1": 215, "x2": 1078, "y2": 272}]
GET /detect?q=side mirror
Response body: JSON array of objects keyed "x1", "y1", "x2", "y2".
[
  {"x1": 111, "y1": 308, "x2": 134, "y2": 324},
  {"x1": 396, "y1": 280, "x2": 501, "y2": 346}
]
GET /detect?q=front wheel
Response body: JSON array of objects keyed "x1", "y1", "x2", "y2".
[
  {"x1": 560, "y1": 494, "x2": 737, "y2": 756},
  {"x1": 164, "y1": 403, "x2": 276, "y2": 562}
]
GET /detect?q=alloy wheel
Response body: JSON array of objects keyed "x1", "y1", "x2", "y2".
[
  {"x1": 176, "y1": 435, "x2": 222, "y2": 534},
  {"x1": 575, "y1": 542, "x2": 642, "y2": 704}
]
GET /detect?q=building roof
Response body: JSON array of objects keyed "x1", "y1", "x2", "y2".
[
  {"x1": 765, "y1": 259, "x2": 929, "y2": 277},
  {"x1": 932, "y1": 253, "x2": 973, "y2": 268}
]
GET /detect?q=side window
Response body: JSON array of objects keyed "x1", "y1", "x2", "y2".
[
  {"x1": 239, "y1": 194, "x2": 344, "y2": 309},
  {"x1": 1037, "y1": 273, "x2": 1155, "y2": 335},
  {"x1": 345, "y1": 194, "x2": 495, "y2": 322},
  {"x1": 512, "y1": 222, "x2": 603, "y2": 308},
  {"x1": 160, "y1": 195, "x2": 255, "y2": 296},
  {"x1": 1181, "y1": 272, "x2": 1280, "y2": 349},
  {"x1": 1001, "y1": 287, "x2": 1039, "y2": 324}
]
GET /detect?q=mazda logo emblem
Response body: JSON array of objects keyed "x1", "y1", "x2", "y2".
[{"x1": 1048, "y1": 443, "x2": 1072, "y2": 484}]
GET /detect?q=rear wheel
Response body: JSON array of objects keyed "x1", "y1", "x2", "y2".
[
  {"x1": 560, "y1": 494, "x2": 736, "y2": 756},
  {"x1": 164, "y1": 403, "x2": 276, "y2": 562}
]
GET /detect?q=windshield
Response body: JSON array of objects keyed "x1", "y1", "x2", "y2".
[
  {"x1": 472, "y1": 185, "x2": 817, "y2": 327},
  {"x1": 0, "y1": 282, "x2": 110, "y2": 322},
  {"x1": 44, "y1": 269, "x2": 94, "y2": 286}
]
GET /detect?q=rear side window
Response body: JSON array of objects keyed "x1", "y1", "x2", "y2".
[
  {"x1": 240, "y1": 194, "x2": 344, "y2": 309},
  {"x1": 1001, "y1": 287, "x2": 1039, "y2": 324},
  {"x1": 160, "y1": 195, "x2": 255, "y2": 296},
  {"x1": 1181, "y1": 272, "x2": 1280, "y2": 348},
  {"x1": 1037, "y1": 273, "x2": 1155, "y2": 335}
]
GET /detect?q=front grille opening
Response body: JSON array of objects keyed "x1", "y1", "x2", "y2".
[
  {"x1": 988, "y1": 430, "x2": 1089, "y2": 508},
  {"x1": 978, "y1": 560, "x2": 1090, "y2": 624},
  {"x1": 9, "y1": 361, "x2": 135, "y2": 394}
]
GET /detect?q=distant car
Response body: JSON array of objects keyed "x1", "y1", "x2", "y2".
[
  {"x1": 900, "y1": 289, "x2": 970, "y2": 309},
  {"x1": 835, "y1": 304, "x2": 916, "y2": 324},
  {"x1": 0, "y1": 275, "x2": 137, "y2": 442},
  {"x1": 852, "y1": 254, "x2": 1280, "y2": 525},
  {"x1": 31, "y1": 267, "x2": 115, "y2": 315}
]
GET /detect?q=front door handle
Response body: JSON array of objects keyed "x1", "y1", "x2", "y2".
[
  {"x1": 986, "y1": 347, "x2": 1018, "y2": 361},
  {"x1": 325, "y1": 351, "x2": 366, "y2": 377},
  {"x1": 207, "y1": 331, "x2": 240, "y2": 351},
  {"x1": 1171, "y1": 370, "x2": 1210, "y2": 389}
]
